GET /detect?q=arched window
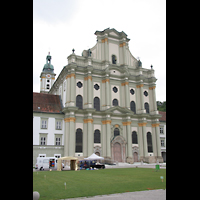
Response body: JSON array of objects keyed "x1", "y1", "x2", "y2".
[
  {"x1": 114, "y1": 128, "x2": 120, "y2": 137},
  {"x1": 112, "y1": 55, "x2": 117, "y2": 64},
  {"x1": 94, "y1": 97, "x2": 100, "y2": 111},
  {"x1": 132, "y1": 131, "x2": 138, "y2": 144},
  {"x1": 76, "y1": 95, "x2": 83, "y2": 109},
  {"x1": 112, "y1": 99, "x2": 118, "y2": 106},
  {"x1": 94, "y1": 129, "x2": 100, "y2": 143},
  {"x1": 76, "y1": 128, "x2": 83, "y2": 152},
  {"x1": 130, "y1": 101, "x2": 136, "y2": 114},
  {"x1": 147, "y1": 132, "x2": 153, "y2": 153},
  {"x1": 144, "y1": 102, "x2": 149, "y2": 113}
]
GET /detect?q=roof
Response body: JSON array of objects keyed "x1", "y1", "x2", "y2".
[
  {"x1": 94, "y1": 28, "x2": 130, "y2": 42},
  {"x1": 33, "y1": 92, "x2": 63, "y2": 114},
  {"x1": 159, "y1": 111, "x2": 166, "y2": 122}
]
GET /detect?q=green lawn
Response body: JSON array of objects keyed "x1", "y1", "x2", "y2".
[{"x1": 33, "y1": 168, "x2": 166, "y2": 200}]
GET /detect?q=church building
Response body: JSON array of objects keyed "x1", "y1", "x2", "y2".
[{"x1": 33, "y1": 28, "x2": 165, "y2": 166}]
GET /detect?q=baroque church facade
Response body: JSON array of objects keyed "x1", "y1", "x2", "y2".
[{"x1": 33, "y1": 28, "x2": 165, "y2": 165}]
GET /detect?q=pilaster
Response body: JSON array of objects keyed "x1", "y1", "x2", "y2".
[
  {"x1": 152, "y1": 123, "x2": 163, "y2": 162},
  {"x1": 136, "y1": 83, "x2": 146, "y2": 114},
  {"x1": 149, "y1": 85, "x2": 158, "y2": 114},
  {"x1": 123, "y1": 119, "x2": 133, "y2": 164},
  {"x1": 64, "y1": 118, "x2": 69, "y2": 156},
  {"x1": 84, "y1": 71, "x2": 93, "y2": 109},
  {"x1": 121, "y1": 77, "x2": 130, "y2": 109},
  {"x1": 64, "y1": 116, "x2": 76, "y2": 157},
  {"x1": 102, "y1": 75, "x2": 111, "y2": 109},
  {"x1": 84, "y1": 115, "x2": 94, "y2": 156},
  {"x1": 138, "y1": 122, "x2": 148, "y2": 162},
  {"x1": 102, "y1": 117, "x2": 112, "y2": 160}
]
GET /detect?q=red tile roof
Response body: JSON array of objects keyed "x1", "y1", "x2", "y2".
[
  {"x1": 33, "y1": 92, "x2": 63, "y2": 113},
  {"x1": 159, "y1": 111, "x2": 166, "y2": 122}
]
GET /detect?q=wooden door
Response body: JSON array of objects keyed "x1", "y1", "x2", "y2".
[{"x1": 114, "y1": 142, "x2": 122, "y2": 162}]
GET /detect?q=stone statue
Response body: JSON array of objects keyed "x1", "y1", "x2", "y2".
[{"x1": 88, "y1": 49, "x2": 92, "y2": 57}]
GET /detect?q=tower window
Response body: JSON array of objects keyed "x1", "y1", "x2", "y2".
[
  {"x1": 47, "y1": 80, "x2": 50, "y2": 82},
  {"x1": 112, "y1": 99, "x2": 118, "y2": 106}
]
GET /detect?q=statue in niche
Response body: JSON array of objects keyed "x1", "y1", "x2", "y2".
[{"x1": 112, "y1": 55, "x2": 116, "y2": 64}]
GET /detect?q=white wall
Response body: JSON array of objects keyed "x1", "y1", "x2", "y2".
[{"x1": 33, "y1": 116, "x2": 64, "y2": 145}]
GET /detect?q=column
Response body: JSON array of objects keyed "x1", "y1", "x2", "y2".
[
  {"x1": 123, "y1": 120, "x2": 133, "y2": 163},
  {"x1": 101, "y1": 39, "x2": 105, "y2": 61},
  {"x1": 102, "y1": 76, "x2": 110, "y2": 109},
  {"x1": 138, "y1": 125, "x2": 144, "y2": 160},
  {"x1": 83, "y1": 122, "x2": 88, "y2": 157},
  {"x1": 106, "y1": 120, "x2": 111, "y2": 158},
  {"x1": 122, "y1": 42, "x2": 126, "y2": 65},
  {"x1": 64, "y1": 118, "x2": 69, "y2": 156},
  {"x1": 137, "y1": 83, "x2": 145, "y2": 112},
  {"x1": 84, "y1": 117, "x2": 94, "y2": 156},
  {"x1": 138, "y1": 122, "x2": 148, "y2": 161},
  {"x1": 102, "y1": 118, "x2": 111, "y2": 159},
  {"x1": 142, "y1": 124, "x2": 148, "y2": 158},
  {"x1": 70, "y1": 73, "x2": 76, "y2": 107},
  {"x1": 104, "y1": 37, "x2": 109, "y2": 61},
  {"x1": 66, "y1": 117, "x2": 76, "y2": 156},
  {"x1": 65, "y1": 74, "x2": 71, "y2": 107},
  {"x1": 84, "y1": 73, "x2": 93, "y2": 108},
  {"x1": 101, "y1": 122, "x2": 107, "y2": 157},
  {"x1": 122, "y1": 78, "x2": 130, "y2": 109},
  {"x1": 149, "y1": 86, "x2": 157, "y2": 111}
]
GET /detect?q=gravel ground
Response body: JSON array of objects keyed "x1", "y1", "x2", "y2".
[{"x1": 62, "y1": 189, "x2": 166, "y2": 200}]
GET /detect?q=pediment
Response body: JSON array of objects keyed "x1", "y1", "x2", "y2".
[
  {"x1": 113, "y1": 110, "x2": 122, "y2": 114},
  {"x1": 105, "y1": 106, "x2": 134, "y2": 115},
  {"x1": 109, "y1": 31, "x2": 119, "y2": 37}
]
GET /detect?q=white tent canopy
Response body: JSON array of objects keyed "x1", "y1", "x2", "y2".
[{"x1": 84, "y1": 153, "x2": 104, "y2": 160}]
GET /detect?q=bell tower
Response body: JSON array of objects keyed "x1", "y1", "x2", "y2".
[{"x1": 40, "y1": 52, "x2": 56, "y2": 93}]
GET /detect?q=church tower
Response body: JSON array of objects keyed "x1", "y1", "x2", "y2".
[{"x1": 40, "y1": 52, "x2": 56, "y2": 93}]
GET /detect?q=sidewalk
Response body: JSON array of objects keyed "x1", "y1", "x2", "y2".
[
  {"x1": 62, "y1": 189, "x2": 166, "y2": 200},
  {"x1": 104, "y1": 162, "x2": 166, "y2": 169}
]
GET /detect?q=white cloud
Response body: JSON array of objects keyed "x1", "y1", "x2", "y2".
[{"x1": 33, "y1": 0, "x2": 166, "y2": 101}]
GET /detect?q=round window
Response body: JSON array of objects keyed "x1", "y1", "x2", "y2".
[
  {"x1": 130, "y1": 89, "x2": 135, "y2": 95},
  {"x1": 77, "y1": 81, "x2": 83, "y2": 88},
  {"x1": 94, "y1": 84, "x2": 100, "y2": 90},
  {"x1": 113, "y1": 86, "x2": 118, "y2": 93},
  {"x1": 144, "y1": 91, "x2": 148, "y2": 96}
]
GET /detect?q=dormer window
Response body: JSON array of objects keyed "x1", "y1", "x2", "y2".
[{"x1": 112, "y1": 55, "x2": 117, "y2": 64}]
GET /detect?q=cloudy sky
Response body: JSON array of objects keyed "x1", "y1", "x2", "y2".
[{"x1": 33, "y1": 0, "x2": 166, "y2": 101}]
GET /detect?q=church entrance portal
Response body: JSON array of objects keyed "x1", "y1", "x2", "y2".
[
  {"x1": 111, "y1": 135, "x2": 126, "y2": 163},
  {"x1": 113, "y1": 142, "x2": 122, "y2": 162}
]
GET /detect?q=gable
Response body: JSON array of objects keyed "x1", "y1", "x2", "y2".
[
  {"x1": 105, "y1": 106, "x2": 134, "y2": 116},
  {"x1": 109, "y1": 31, "x2": 119, "y2": 37},
  {"x1": 113, "y1": 110, "x2": 122, "y2": 114}
]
